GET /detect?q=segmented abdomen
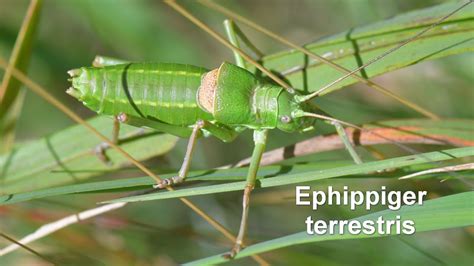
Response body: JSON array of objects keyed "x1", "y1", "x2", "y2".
[{"x1": 70, "y1": 63, "x2": 214, "y2": 126}]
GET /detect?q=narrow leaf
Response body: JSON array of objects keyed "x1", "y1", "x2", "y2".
[
  {"x1": 0, "y1": 0, "x2": 43, "y2": 152},
  {"x1": 0, "y1": 116, "x2": 178, "y2": 194},
  {"x1": 239, "y1": 119, "x2": 474, "y2": 167},
  {"x1": 3, "y1": 146, "x2": 472, "y2": 205},
  {"x1": 103, "y1": 147, "x2": 473, "y2": 203},
  {"x1": 186, "y1": 192, "x2": 474, "y2": 265},
  {"x1": 254, "y1": 1, "x2": 474, "y2": 94}
]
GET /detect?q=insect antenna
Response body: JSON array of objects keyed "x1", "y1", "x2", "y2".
[
  {"x1": 294, "y1": 110, "x2": 471, "y2": 180},
  {"x1": 294, "y1": 0, "x2": 472, "y2": 103},
  {"x1": 295, "y1": 110, "x2": 418, "y2": 155},
  {"x1": 166, "y1": 0, "x2": 471, "y2": 179},
  {"x1": 168, "y1": 0, "x2": 471, "y2": 122},
  {"x1": 196, "y1": 0, "x2": 471, "y2": 120},
  {"x1": 212, "y1": 0, "x2": 472, "y2": 179}
]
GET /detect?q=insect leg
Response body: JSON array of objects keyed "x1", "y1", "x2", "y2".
[
  {"x1": 94, "y1": 115, "x2": 122, "y2": 165},
  {"x1": 93, "y1": 112, "x2": 196, "y2": 165},
  {"x1": 225, "y1": 129, "x2": 268, "y2": 259},
  {"x1": 89, "y1": 57, "x2": 143, "y2": 165},
  {"x1": 154, "y1": 120, "x2": 204, "y2": 189},
  {"x1": 200, "y1": 121, "x2": 239, "y2": 142},
  {"x1": 94, "y1": 113, "x2": 151, "y2": 165},
  {"x1": 311, "y1": 106, "x2": 363, "y2": 164},
  {"x1": 332, "y1": 121, "x2": 363, "y2": 164},
  {"x1": 94, "y1": 112, "x2": 195, "y2": 165},
  {"x1": 117, "y1": 114, "x2": 194, "y2": 138},
  {"x1": 153, "y1": 121, "x2": 238, "y2": 189}
]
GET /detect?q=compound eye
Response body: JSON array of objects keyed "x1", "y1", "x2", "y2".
[{"x1": 280, "y1": 115, "x2": 291, "y2": 124}]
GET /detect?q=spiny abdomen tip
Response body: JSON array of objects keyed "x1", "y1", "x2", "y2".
[
  {"x1": 67, "y1": 68, "x2": 81, "y2": 78},
  {"x1": 66, "y1": 86, "x2": 81, "y2": 99}
]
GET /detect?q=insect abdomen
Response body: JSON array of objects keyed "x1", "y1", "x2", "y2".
[{"x1": 68, "y1": 63, "x2": 214, "y2": 126}]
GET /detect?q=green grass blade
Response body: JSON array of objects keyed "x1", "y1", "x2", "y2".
[
  {"x1": 0, "y1": 161, "x2": 352, "y2": 205},
  {"x1": 369, "y1": 119, "x2": 474, "y2": 144},
  {"x1": 103, "y1": 147, "x2": 473, "y2": 203},
  {"x1": 252, "y1": 119, "x2": 474, "y2": 167},
  {"x1": 2, "y1": 119, "x2": 472, "y2": 205},
  {"x1": 0, "y1": 0, "x2": 43, "y2": 153},
  {"x1": 2, "y1": 157, "x2": 468, "y2": 206},
  {"x1": 254, "y1": 1, "x2": 474, "y2": 94},
  {"x1": 0, "y1": 116, "x2": 178, "y2": 194},
  {"x1": 186, "y1": 191, "x2": 474, "y2": 265}
]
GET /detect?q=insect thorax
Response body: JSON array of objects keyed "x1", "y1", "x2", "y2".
[{"x1": 197, "y1": 62, "x2": 315, "y2": 132}]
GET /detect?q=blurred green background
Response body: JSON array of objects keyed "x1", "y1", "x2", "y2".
[{"x1": 0, "y1": 0, "x2": 472, "y2": 265}]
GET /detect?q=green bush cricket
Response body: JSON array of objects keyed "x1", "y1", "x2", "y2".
[{"x1": 67, "y1": 58, "x2": 327, "y2": 257}]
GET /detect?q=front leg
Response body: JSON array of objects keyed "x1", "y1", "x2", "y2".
[
  {"x1": 332, "y1": 121, "x2": 363, "y2": 164},
  {"x1": 225, "y1": 129, "x2": 268, "y2": 259}
]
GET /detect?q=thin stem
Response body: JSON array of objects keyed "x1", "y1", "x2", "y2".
[
  {"x1": 297, "y1": 111, "x2": 468, "y2": 181},
  {"x1": 0, "y1": 203, "x2": 127, "y2": 257},
  {"x1": 297, "y1": 1, "x2": 472, "y2": 102},
  {"x1": 0, "y1": 232, "x2": 55, "y2": 264},
  {"x1": 399, "y1": 162, "x2": 474, "y2": 180},
  {"x1": 198, "y1": 0, "x2": 444, "y2": 119},
  {"x1": 0, "y1": 0, "x2": 43, "y2": 152}
]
